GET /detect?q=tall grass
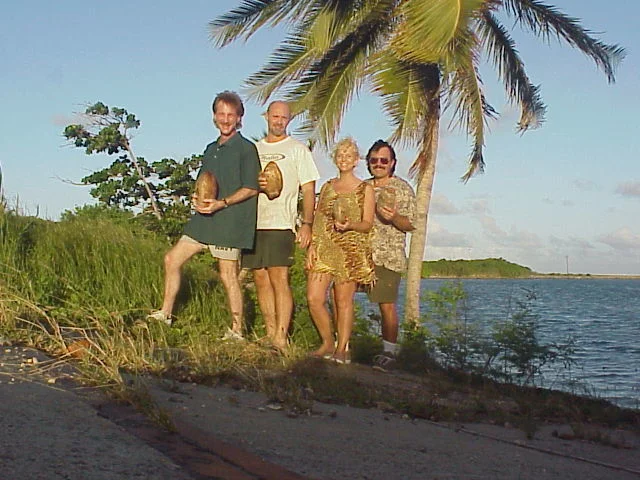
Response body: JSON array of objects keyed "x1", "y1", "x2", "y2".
[{"x1": 0, "y1": 205, "x2": 292, "y2": 389}]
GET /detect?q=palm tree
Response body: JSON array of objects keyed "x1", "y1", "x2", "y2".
[{"x1": 210, "y1": 0, "x2": 624, "y2": 324}]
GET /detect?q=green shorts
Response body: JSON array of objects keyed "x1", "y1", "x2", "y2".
[
  {"x1": 367, "y1": 265, "x2": 401, "y2": 304},
  {"x1": 241, "y1": 229, "x2": 296, "y2": 269}
]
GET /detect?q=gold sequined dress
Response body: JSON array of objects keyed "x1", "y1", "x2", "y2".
[{"x1": 309, "y1": 180, "x2": 375, "y2": 285}]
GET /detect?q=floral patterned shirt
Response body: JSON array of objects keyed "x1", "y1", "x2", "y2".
[{"x1": 366, "y1": 176, "x2": 416, "y2": 273}]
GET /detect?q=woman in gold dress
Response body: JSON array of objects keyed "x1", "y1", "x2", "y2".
[{"x1": 306, "y1": 138, "x2": 376, "y2": 364}]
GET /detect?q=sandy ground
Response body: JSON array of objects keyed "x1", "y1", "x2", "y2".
[
  {"x1": 1, "y1": 343, "x2": 639, "y2": 480},
  {"x1": 0, "y1": 344, "x2": 192, "y2": 480},
  {"x1": 146, "y1": 378, "x2": 640, "y2": 480}
]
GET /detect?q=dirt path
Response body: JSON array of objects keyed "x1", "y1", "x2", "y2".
[{"x1": 1, "y1": 343, "x2": 638, "y2": 480}]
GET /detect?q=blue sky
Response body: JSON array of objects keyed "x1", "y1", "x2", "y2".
[{"x1": 1, "y1": 1, "x2": 638, "y2": 274}]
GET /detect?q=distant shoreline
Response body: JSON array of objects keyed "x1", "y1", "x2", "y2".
[
  {"x1": 424, "y1": 274, "x2": 640, "y2": 280},
  {"x1": 421, "y1": 259, "x2": 640, "y2": 280}
]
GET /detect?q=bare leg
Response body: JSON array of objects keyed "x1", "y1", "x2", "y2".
[
  {"x1": 160, "y1": 239, "x2": 204, "y2": 315},
  {"x1": 333, "y1": 281, "x2": 357, "y2": 355},
  {"x1": 219, "y1": 259, "x2": 243, "y2": 334},
  {"x1": 306, "y1": 273, "x2": 334, "y2": 356},
  {"x1": 253, "y1": 268, "x2": 277, "y2": 339},
  {"x1": 379, "y1": 302, "x2": 399, "y2": 343},
  {"x1": 267, "y1": 266, "x2": 293, "y2": 349}
]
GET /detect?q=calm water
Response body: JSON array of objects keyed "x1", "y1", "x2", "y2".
[{"x1": 356, "y1": 278, "x2": 640, "y2": 409}]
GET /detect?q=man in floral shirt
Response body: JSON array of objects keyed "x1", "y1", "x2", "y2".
[{"x1": 365, "y1": 140, "x2": 416, "y2": 371}]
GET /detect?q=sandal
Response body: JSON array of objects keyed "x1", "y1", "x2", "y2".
[{"x1": 331, "y1": 350, "x2": 351, "y2": 365}]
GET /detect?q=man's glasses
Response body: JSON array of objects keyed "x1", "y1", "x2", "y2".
[{"x1": 368, "y1": 157, "x2": 391, "y2": 165}]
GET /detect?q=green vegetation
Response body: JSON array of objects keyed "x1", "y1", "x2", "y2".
[
  {"x1": 0, "y1": 204, "x2": 313, "y2": 384},
  {"x1": 422, "y1": 258, "x2": 534, "y2": 278},
  {"x1": 420, "y1": 282, "x2": 576, "y2": 386},
  {"x1": 1, "y1": 204, "x2": 637, "y2": 437},
  {"x1": 63, "y1": 102, "x2": 202, "y2": 239}
]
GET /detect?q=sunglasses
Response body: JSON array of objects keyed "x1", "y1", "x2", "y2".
[{"x1": 368, "y1": 157, "x2": 391, "y2": 165}]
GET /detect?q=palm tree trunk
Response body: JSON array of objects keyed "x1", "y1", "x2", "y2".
[{"x1": 404, "y1": 95, "x2": 440, "y2": 326}]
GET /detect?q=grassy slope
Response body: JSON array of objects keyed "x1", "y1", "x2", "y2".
[{"x1": 1, "y1": 207, "x2": 637, "y2": 435}]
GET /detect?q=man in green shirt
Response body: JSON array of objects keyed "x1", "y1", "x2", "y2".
[{"x1": 148, "y1": 91, "x2": 260, "y2": 339}]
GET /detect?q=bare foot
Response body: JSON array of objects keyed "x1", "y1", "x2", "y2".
[{"x1": 310, "y1": 344, "x2": 334, "y2": 359}]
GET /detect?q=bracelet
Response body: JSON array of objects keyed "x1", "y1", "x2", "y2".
[
  {"x1": 302, "y1": 221, "x2": 313, "y2": 226},
  {"x1": 223, "y1": 198, "x2": 229, "y2": 208}
]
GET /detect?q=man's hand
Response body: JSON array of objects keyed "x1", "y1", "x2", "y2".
[
  {"x1": 192, "y1": 195, "x2": 225, "y2": 215},
  {"x1": 296, "y1": 223, "x2": 312, "y2": 249},
  {"x1": 376, "y1": 205, "x2": 396, "y2": 224},
  {"x1": 258, "y1": 172, "x2": 268, "y2": 193}
]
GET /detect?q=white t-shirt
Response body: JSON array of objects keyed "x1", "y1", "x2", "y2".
[{"x1": 255, "y1": 136, "x2": 319, "y2": 231}]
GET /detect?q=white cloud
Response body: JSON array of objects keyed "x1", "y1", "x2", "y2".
[
  {"x1": 572, "y1": 179, "x2": 597, "y2": 191},
  {"x1": 430, "y1": 193, "x2": 461, "y2": 215},
  {"x1": 427, "y1": 223, "x2": 472, "y2": 248},
  {"x1": 615, "y1": 181, "x2": 640, "y2": 198},
  {"x1": 466, "y1": 197, "x2": 491, "y2": 215},
  {"x1": 597, "y1": 227, "x2": 640, "y2": 252},
  {"x1": 477, "y1": 215, "x2": 504, "y2": 239},
  {"x1": 549, "y1": 235, "x2": 594, "y2": 251},
  {"x1": 477, "y1": 215, "x2": 543, "y2": 249}
]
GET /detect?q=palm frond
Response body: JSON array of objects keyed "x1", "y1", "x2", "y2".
[
  {"x1": 409, "y1": 93, "x2": 440, "y2": 180},
  {"x1": 209, "y1": 0, "x2": 318, "y2": 47},
  {"x1": 391, "y1": 0, "x2": 487, "y2": 63},
  {"x1": 478, "y1": 11, "x2": 545, "y2": 131},
  {"x1": 244, "y1": 29, "x2": 322, "y2": 103},
  {"x1": 243, "y1": 0, "x2": 395, "y2": 105},
  {"x1": 441, "y1": 28, "x2": 493, "y2": 181},
  {"x1": 370, "y1": 54, "x2": 439, "y2": 147},
  {"x1": 502, "y1": 0, "x2": 625, "y2": 82},
  {"x1": 292, "y1": 46, "x2": 369, "y2": 147},
  {"x1": 283, "y1": 4, "x2": 396, "y2": 145}
]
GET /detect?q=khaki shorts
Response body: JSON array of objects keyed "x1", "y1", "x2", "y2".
[
  {"x1": 241, "y1": 229, "x2": 295, "y2": 269},
  {"x1": 180, "y1": 235, "x2": 240, "y2": 261},
  {"x1": 367, "y1": 265, "x2": 401, "y2": 304}
]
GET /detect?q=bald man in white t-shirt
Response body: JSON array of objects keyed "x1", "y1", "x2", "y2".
[{"x1": 241, "y1": 101, "x2": 319, "y2": 350}]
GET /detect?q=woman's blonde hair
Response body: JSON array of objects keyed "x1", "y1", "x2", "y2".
[{"x1": 332, "y1": 137, "x2": 360, "y2": 164}]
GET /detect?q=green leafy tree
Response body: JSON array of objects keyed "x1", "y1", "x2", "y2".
[
  {"x1": 210, "y1": 0, "x2": 624, "y2": 324},
  {"x1": 64, "y1": 102, "x2": 163, "y2": 219},
  {"x1": 64, "y1": 103, "x2": 202, "y2": 238}
]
